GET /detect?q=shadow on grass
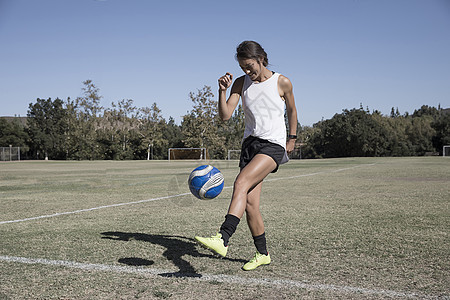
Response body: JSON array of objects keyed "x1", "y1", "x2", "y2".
[{"x1": 101, "y1": 231, "x2": 246, "y2": 278}]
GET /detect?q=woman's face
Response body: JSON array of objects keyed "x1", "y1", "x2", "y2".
[{"x1": 238, "y1": 58, "x2": 263, "y2": 81}]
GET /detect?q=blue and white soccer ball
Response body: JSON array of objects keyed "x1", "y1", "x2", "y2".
[{"x1": 188, "y1": 165, "x2": 224, "y2": 200}]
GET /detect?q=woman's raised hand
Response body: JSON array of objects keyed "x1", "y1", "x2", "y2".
[{"x1": 218, "y1": 72, "x2": 233, "y2": 91}]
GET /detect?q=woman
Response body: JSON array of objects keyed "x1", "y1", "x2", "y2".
[{"x1": 195, "y1": 41, "x2": 298, "y2": 271}]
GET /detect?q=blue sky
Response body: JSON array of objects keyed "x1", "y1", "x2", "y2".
[{"x1": 1, "y1": 0, "x2": 449, "y2": 126}]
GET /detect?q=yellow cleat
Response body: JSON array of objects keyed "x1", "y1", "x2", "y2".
[
  {"x1": 242, "y1": 252, "x2": 271, "y2": 271},
  {"x1": 195, "y1": 233, "x2": 228, "y2": 257}
]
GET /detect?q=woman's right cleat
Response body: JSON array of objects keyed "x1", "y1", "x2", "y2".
[{"x1": 194, "y1": 233, "x2": 228, "y2": 257}]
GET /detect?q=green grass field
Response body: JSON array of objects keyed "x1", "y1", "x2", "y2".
[{"x1": 1, "y1": 157, "x2": 449, "y2": 299}]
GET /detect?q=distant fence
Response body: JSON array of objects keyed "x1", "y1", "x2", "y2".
[{"x1": 0, "y1": 147, "x2": 21, "y2": 161}]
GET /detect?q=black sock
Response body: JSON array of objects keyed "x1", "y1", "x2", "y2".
[
  {"x1": 219, "y1": 214, "x2": 240, "y2": 246},
  {"x1": 253, "y1": 232, "x2": 268, "y2": 255}
]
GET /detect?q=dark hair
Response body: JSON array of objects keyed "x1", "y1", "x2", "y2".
[{"x1": 236, "y1": 41, "x2": 269, "y2": 67}]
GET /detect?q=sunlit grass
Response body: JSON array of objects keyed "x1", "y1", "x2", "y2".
[{"x1": 0, "y1": 157, "x2": 449, "y2": 299}]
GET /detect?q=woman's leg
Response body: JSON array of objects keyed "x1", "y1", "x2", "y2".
[
  {"x1": 227, "y1": 154, "x2": 276, "y2": 219},
  {"x1": 218, "y1": 154, "x2": 275, "y2": 247},
  {"x1": 242, "y1": 167, "x2": 271, "y2": 270},
  {"x1": 194, "y1": 154, "x2": 276, "y2": 258},
  {"x1": 245, "y1": 181, "x2": 264, "y2": 236}
]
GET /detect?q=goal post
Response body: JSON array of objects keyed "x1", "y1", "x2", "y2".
[
  {"x1": 0, "y1": 146, "x2": 20, "y2": 161},
  {"x1": 168, "y1": 148, "x2": 208, "y2": 161},
  {"x1": 443, "y1": 146, "x2": 450, "y2": 157},
  {"x1": 227, "y1": 149, "x2": 241, "y2": 160}
]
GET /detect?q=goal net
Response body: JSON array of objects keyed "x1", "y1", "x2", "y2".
[
  {"x1": 168, "y1": 148, "x2": 208, "y2": 161},
  {"x1": 443, "y1": 146, "x2": 450, "y2": 157},
  {"x1": 0, "y1": 147, "x2": 21, "y2": 161},
  {"x1": 227, "y1": 150, "x2": 241, "y2": 160}
]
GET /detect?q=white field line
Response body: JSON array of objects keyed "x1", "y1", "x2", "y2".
[
  {"x1": 0, "y1": 254, "x2": 430, "y2": 299},
  {"x1": 0, "y1": 193, "x2": 191, "y2": 225},
  {"x1": 0, "y1": 163, "x2": 374, "y2": 225},
  {"x1": 265, "y1": 164, "x2": 376, "y2": 183}
]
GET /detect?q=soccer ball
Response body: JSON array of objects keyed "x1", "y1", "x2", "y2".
[{"x1": 188, "y1": 165, "x2": 224, "y2": 200}]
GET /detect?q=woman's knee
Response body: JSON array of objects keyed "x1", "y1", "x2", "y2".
[
  {"x1": 246, "y1": 200, "x2": 260, "y2": 214},
  {"x1": 233, "y1": 176, "x2": 251, "y2": 194}
]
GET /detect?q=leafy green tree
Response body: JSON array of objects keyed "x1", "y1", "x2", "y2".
[
  {"x1": 96, "y1": 99, "x2": 137, "y2": 159},
  {"x1": 181, "y1": 86, "x2": 226, "y2": 159},
  {"x1": 390, "y1": 107, "x2": 401, "y2": 118},
  {"x1": 379, "y1": 115, "x2": 412, "y2": 156},
  {"x1": 306, "y1": 105, "x2": 448, "y2": 158},
  {"x1": 78, "y1": 79, "x2": 103, "y2": 117},
  {"x1": 164, "y1": 117, "x2": 184, "y2": 152},
  {"x1": 432, "y1": 111, "x2": 450, "y2": 154},
  {"x1": 135, "y1": 102, "x2": 168, "y2": 160},
  {"x1": 0, "y1": 118, "x2": 28, "y2": 149},
  {"x1": 297, "y1": 125, "x2": 321, "y2": 159},
  {"x1": 66, "y1": 80, "x2": 104, "y2": 160},
  {"x1": 308, "y1": 107, "x2": 392, "y2": 158},
  {"x1": 65, "y1": 97, "x2": 86, "y2": 159},
  {"x1": 406, "y1": 116, "x2": 435, "y2": 155},
  {"x1": 114, "y1": 99, "x2": 138, "y2": 159},
  {"x1": 412, "y1": 105, "x2": 440, "y2": 119},
  {"x1": 319, "y1": 108, "x2": 388, "y2": 157},
  {"x1": 27, "y1": 98, "x2": 67, "y2": 159},
  {"x1": 223, "y1": 104, "x2": 245, "y2": 151}
]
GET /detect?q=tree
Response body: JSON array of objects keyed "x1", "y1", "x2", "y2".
[
  {"x1": 78, "y1": 79, "x2": 103, "y2": 117},
  {"x1": 66, "y1": 80, "x2": 104, "y2": 160},
  {"x1": 0, "y1": 118, "x2": 28, "y2": 149},
  {"x1": 309, "y1": 107, "x2": 390, "y2": 158},
  {"x1": 115, "y1": 99, "x2": 138, "y2": 159},
  {"x1": 390, "y1": 107, "x2": 401, "y2": 118},
  {"x1": 164, "y1": 117, "x2": 184, "y2": 152},
  {"x1": 432, "y1": 111, "x2": 450, "y2": 154},
  {"x1": 220, "y1": 104, "x2": 245, "y2": 152},
  {"x1": 379, "y1": 115, "x2": 412, "y2": 156},
  {"x1": 297, "y1": 125, "x2": 321, "y2": 159},
  {"x1": 324, "y1": 108, "x2": 366, "y2": 157},
  {"x1": 27, "y1": 98, "x2": 67, "y2": 160},
  {"x1": 135, "y1": 102, "x2": 168, "y2": 160},
  {"x1": 406, "y1": 116, "x2": 435, "y2": 155},
  {"x1": 181, "y1": 86, "x2": 227, "y2": 159},
  {"x1": 412, "y1": 105, "x2": 439, "y2": 119}
]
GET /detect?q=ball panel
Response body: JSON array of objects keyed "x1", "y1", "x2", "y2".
[
  {"x1": 204, "y1": 182, "x2": 225, "y2": 199},
  {"x1": 188, "y1": 165, "x2": 213, "y2": 184},
  {"x1": 201, "y1": 172, "x2": 224, "y2": 191},
  {"x1": 189, "y1": 186, "x2": 201, "y2": 199}
]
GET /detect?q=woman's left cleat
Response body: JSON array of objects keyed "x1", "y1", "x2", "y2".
[{"x1": 242, "y1": 251, "x2": 271, "y2": 271}]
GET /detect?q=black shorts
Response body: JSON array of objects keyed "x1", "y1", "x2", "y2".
[{"x1": 239, "y1": 136, "x2": 286, "y2": 173}]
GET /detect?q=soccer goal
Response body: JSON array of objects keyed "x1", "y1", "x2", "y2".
[
  {"x1": 168, "y1": 148, "x2": 208, "y2": 161},
  {"x1": 443, "y1": 146, "x2": 450, "y2": 157},
  {"x1": 227, "y1": 149, "x2": 241, "y2": 160},
  {"x1": 0, "y1": 147, "x2": 20, "y2": 161}
]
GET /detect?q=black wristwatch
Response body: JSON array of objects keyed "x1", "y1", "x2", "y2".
[{"x1": 288, "y1": 135, "x2": 297, "y2": 140}]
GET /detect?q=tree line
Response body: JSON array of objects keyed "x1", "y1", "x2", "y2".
[
  {"x1": 1, "y1": 80, "x2": 449, "y2": 160},
  {"x1": 299, "y1": 105, "x2": 450, "y2": 158},
  {"x1": 1, "y1": 80, "x2": 244, "y2": 160}
]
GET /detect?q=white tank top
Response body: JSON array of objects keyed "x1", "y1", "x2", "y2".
[{"x1": 242, "y1": 72, "x2": 289, "y2": 163}]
